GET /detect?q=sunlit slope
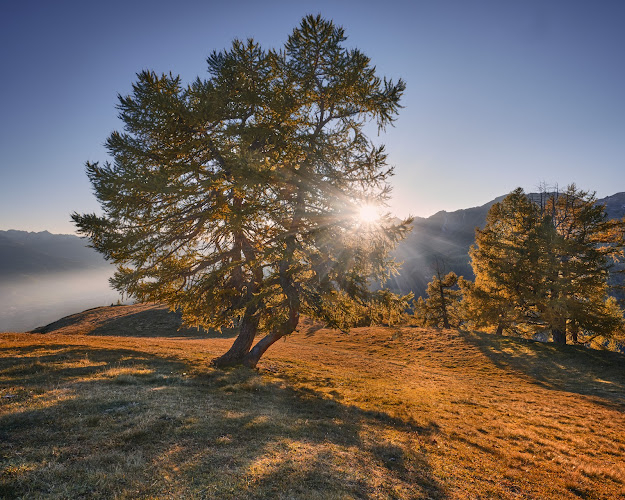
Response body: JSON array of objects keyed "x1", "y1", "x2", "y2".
[{"x1": 1, "y1": 304, "x2": 624, "y2": 499}]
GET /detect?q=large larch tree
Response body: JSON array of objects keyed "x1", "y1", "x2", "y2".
[{"x1": 72, "y1": 16, "x2": 410, "y2": 367}]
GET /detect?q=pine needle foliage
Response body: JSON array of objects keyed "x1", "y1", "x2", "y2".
[
  {"x1": 463, "y1": 189, "x2": 544, "y2": 335},
  {"x1": 464, "y1": 186, "x2": 625, "y2": 342},
  {"x1": 414, "y1": 270, "x2": 463, "y2": 329},
  {"x1": 72, "y1": 16, "x2": 411, "y2": 367}
]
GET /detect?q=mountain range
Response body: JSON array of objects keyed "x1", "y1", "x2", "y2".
[
  {"x1": 0, "y1": 229, "x2": 110, "y2": 277},
  {"x1": 0, "y1": 231, "x2": 117, "y2": 332}
]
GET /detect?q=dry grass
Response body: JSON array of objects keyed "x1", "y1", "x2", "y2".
[{"x1": 1, "y1": 304, "x2": 624, "y2": 499}]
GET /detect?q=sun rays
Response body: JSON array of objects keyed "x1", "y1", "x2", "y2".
[{"x1": 358, "y1": 203, "x2": 382, "y2": 225}]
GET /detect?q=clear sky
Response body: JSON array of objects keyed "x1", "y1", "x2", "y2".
[{"x1": 1, "y1": 0, "x2": 624, "y2": 234}]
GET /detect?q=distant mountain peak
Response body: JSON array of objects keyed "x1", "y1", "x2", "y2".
[{"x1": 0, "y1": 229, "x2": 110, "y2": 277}]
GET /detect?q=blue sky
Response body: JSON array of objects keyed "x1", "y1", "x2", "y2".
[{"x1": 1, "y1": 0, "x2": 624, "y2": 234}]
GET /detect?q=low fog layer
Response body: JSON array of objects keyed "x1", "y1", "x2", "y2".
[{"x1": 0, "y1": 269, "x2": 123, "y2": 332}]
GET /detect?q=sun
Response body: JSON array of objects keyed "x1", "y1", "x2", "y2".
[{"x1": 358, "y1": 203, "x2": 381, "y2": 224}]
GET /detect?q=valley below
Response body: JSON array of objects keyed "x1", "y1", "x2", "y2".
[{"x1": 0, "y1": 269, "x2": 122, "y2": 332}]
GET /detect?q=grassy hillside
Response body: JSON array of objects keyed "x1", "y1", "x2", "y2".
[{"x1": 1, "y1": 304, "x2": 624, "y2": 499}]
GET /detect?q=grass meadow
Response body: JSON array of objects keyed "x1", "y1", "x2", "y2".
[{"x1": 1, "y1": 304, "x2": 624, "y2": 499}]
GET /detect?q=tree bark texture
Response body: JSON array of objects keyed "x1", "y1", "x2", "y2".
[
  {"x1": 569, "y1": 320, "x2": 579, "y2": 343},
  {"x1": 211, "y1": 311, "x2": 259, "y2": 367},
  {"x1": 552, "y1": 327, "x2": 567, "y2": 344},
  {"x1": 244, "y1": 332, "x2": 283, "y2": 368}
]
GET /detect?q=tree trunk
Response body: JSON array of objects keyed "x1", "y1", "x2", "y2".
[
  {"x1": 243, "y1": 309, "x2": 300, "y2": 368},
  {"x1": 243, "y1": 331, "x2": 283, "y2": 368},
  {"x1": 496, "y1": 323, "x2": 504, "y2": 335},
  {"x1": 211, "y1": 222, "x2": 262, "y2": 368},
  {"x1": 211, "y1": 311, "x2": 259, "y2": 367},
  {"x1": 438, "y1": 282, "x2": 450, "y2": 329},
  {"x1": 552, "y1": 323, "x2": 567, "y2": 344},
  {"x1": 569, "y1": 320, "x2": 579, "y2": 344},
  {"x1": 232, "y1": 174, "x2": 303, "y2": 369}
]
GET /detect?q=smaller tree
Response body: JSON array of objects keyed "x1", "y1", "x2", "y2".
[
  {"x1": 466, "y1": 185, "x2": 625, "y2": 342},
  {"x1": 462, "y1": 189, "x2": 543, "y2": 334},
  {"x1": 537, "y1": 185, "x2": 625, "y2": 343},
  {"x1": 414, "y1": 265, "x2": 463, "y2": 328},
  {"x1": 358, "y1": 289, "x2": 413, "y2": 327}
]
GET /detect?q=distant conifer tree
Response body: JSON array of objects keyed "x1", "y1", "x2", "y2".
[
  {"x1": 463, "y1": 189, "x2": 543, "y2": 335},
  {"x1": 537, "y1": 185, "x2": 624, "y2": 343},
  {"x1": 464, "y1": 186, "x2": 624, "y2": 342},
  {"x1": 72, "y1": 15, "x2": 411, "y2": 367},
  {"x1": 415, "y1": 259, "x2": 463, "y2": 328}
]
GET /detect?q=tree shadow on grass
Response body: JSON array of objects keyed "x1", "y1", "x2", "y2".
[
  {"x1": 0, "y1": 342, "x2": 447, "y2": 499},
  {"x1": 462, "y1": 330, "x2": 625, "y2": 411},
  {"x1": 0, "y1": 343, "x2": 189, "y2": 391}
]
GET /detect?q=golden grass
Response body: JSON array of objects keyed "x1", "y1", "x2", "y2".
[{"x1": 1, "y1": 304, "x2": 624, "y2": 498}]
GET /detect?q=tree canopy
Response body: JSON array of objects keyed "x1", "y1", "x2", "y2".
[
  {"x1": 414, "y1": 259, "x2": 463, "y2": 329},
  {"x1": 72, "y1": 15, "x2": 410, "y2": 367},
  {"x1": 464, "y1": 186, "x2": 624, "y2": 342}
]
